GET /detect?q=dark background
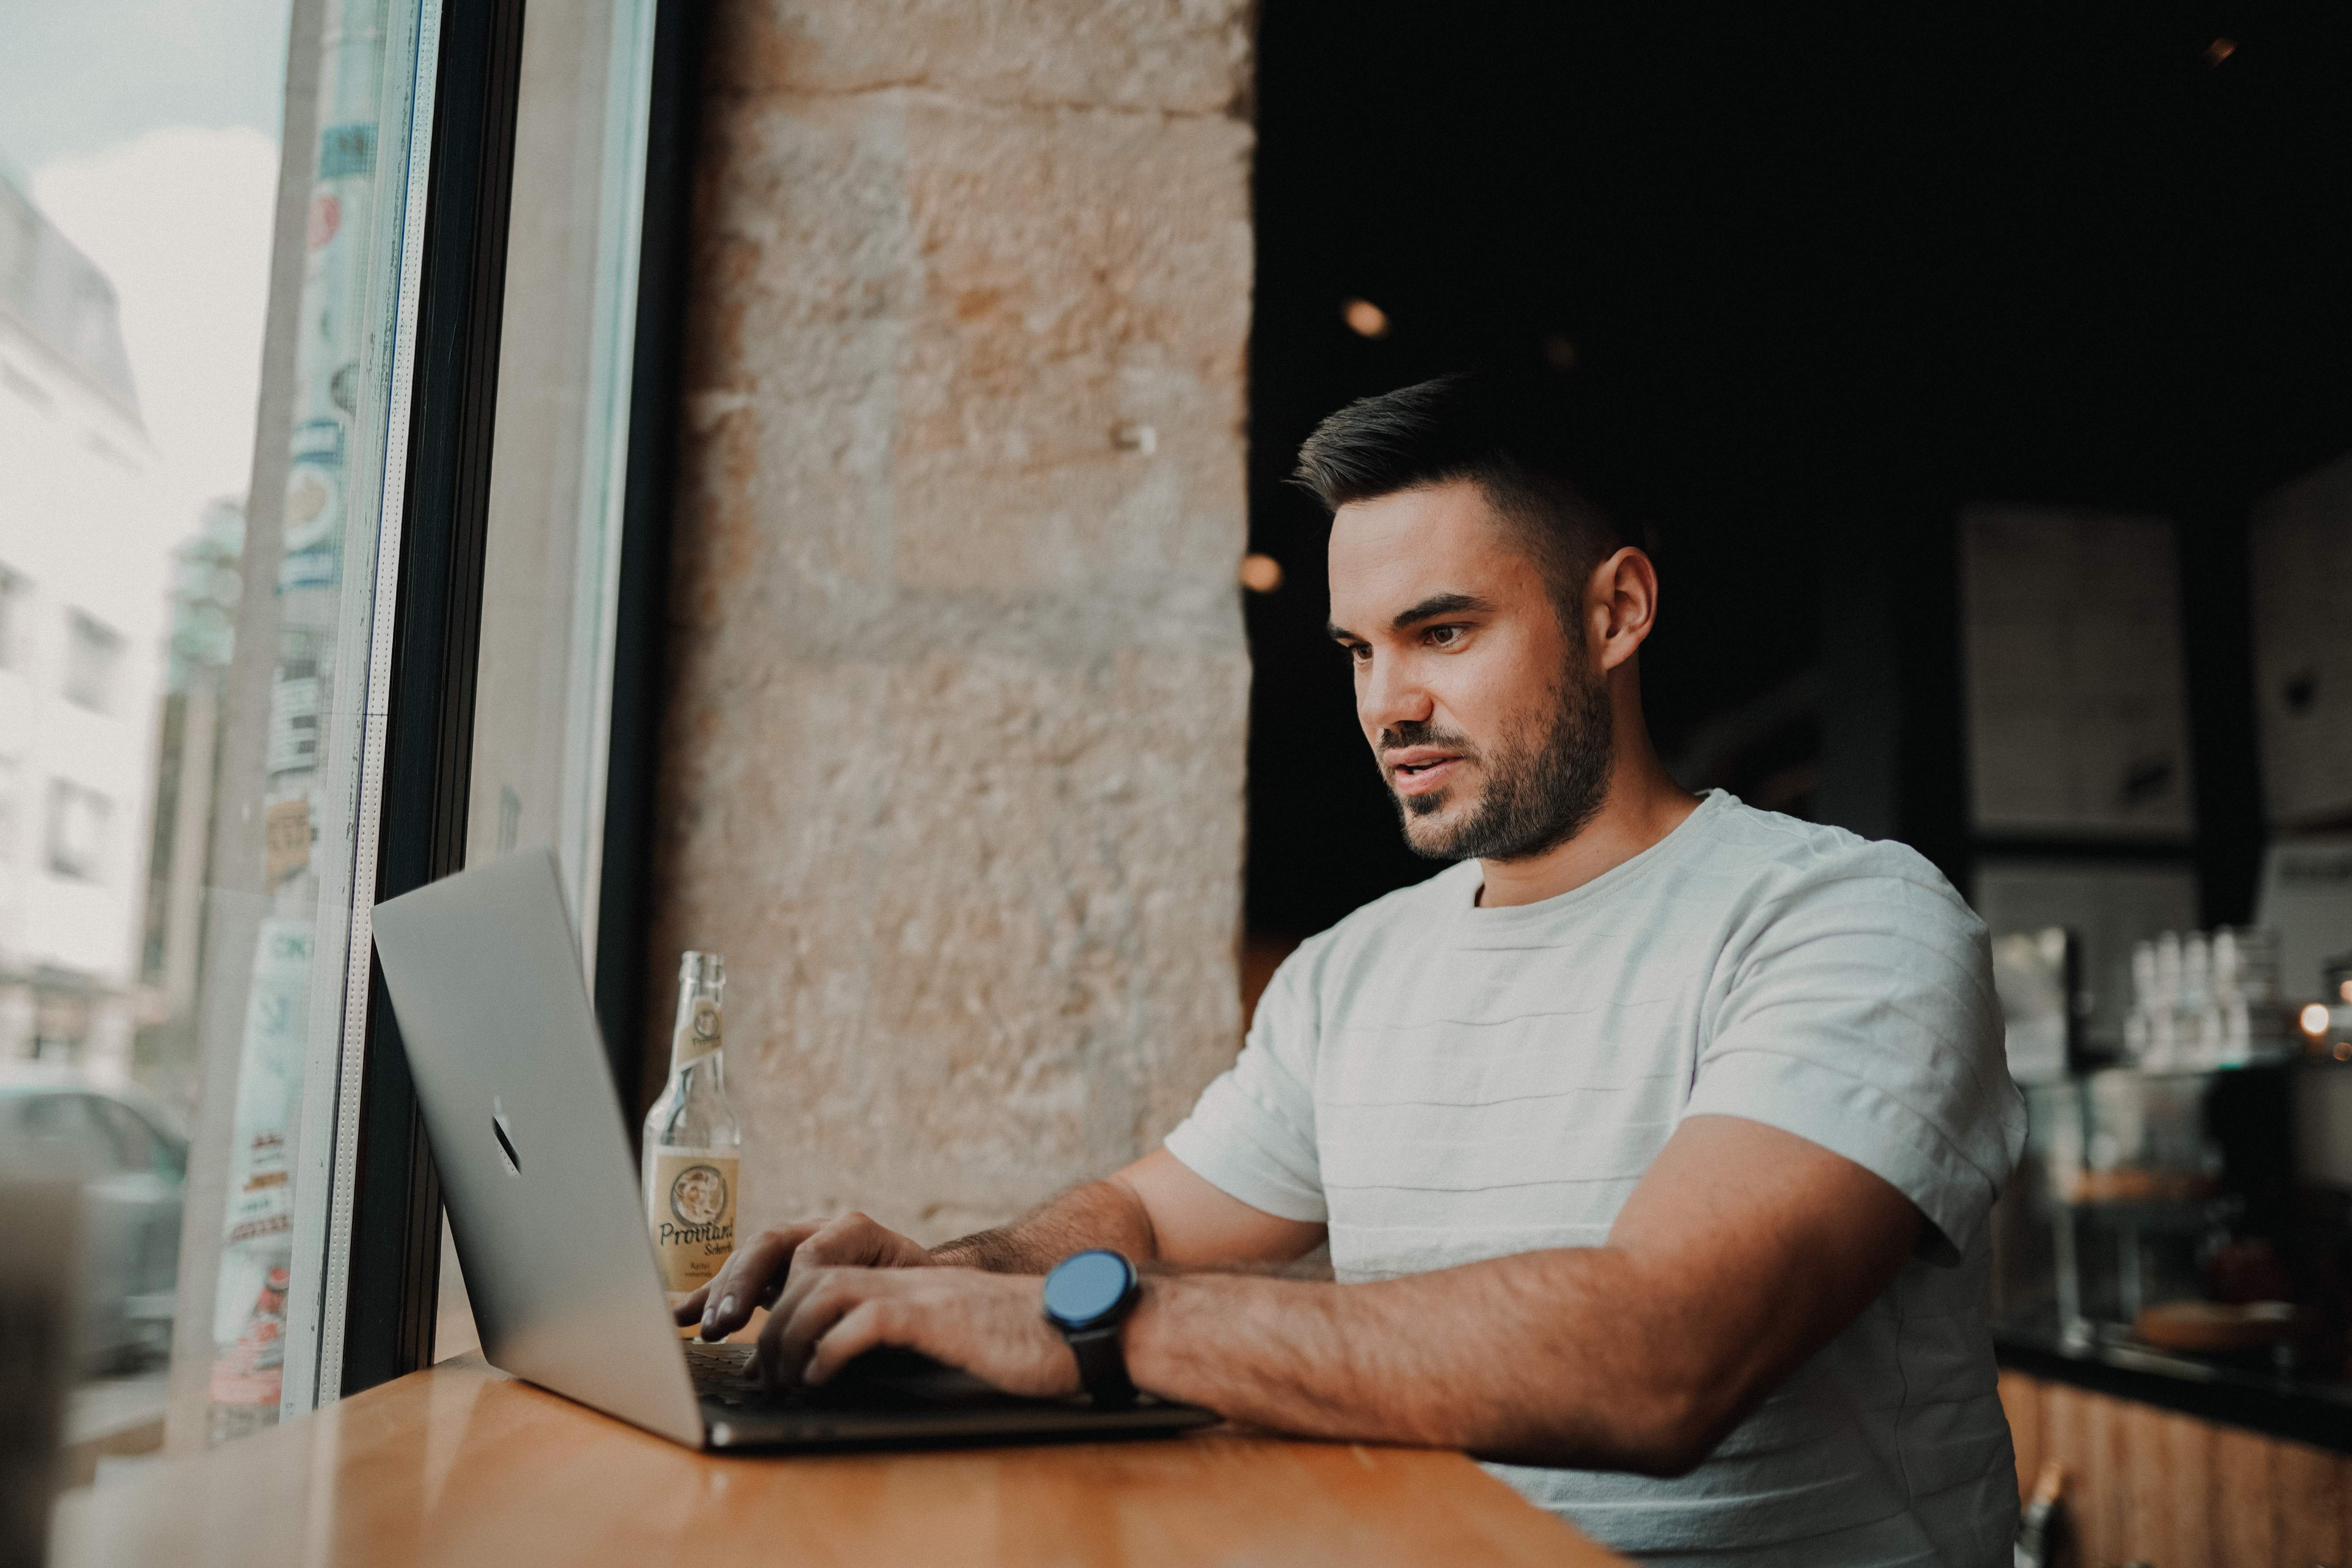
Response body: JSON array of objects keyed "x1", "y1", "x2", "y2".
[{"x1": 1241, "y1": 2, "x2": 2352, "y2": 942}]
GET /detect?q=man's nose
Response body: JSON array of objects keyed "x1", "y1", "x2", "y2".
[{"x1": 1358, "y1": 653, "x2": 1432, "y2": 738}]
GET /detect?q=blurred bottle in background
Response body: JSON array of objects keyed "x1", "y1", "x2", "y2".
[{"x1": 2125, "y1": 926, "x2": 2281, "y2": 1070}]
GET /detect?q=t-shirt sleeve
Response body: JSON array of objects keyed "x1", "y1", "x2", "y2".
[
  {"x1": 1680, "y1": 849, "x2": 2027, "y2": 1263},
  {"x1": 1162, "y1": 940, "x2": 1328, "y2": 1224}
]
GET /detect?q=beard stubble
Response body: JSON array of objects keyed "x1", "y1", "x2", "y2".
[{"x1": 1382, "y1": 663, "x2": 1615, "y2": 864}]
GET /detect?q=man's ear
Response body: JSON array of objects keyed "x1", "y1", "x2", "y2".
[{"x1": 1590, "y1": 546, "x2": 1660, "y2": 672}]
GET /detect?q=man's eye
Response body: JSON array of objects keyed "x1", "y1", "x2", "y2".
[
  {"x1": 1346, "y1": 644, "x2": 1372, "y2": 664},
  {"x1": 1426, "y1": 625, "x2": 1462, "y2": 647}
]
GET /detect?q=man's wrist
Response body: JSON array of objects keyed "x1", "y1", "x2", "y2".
[
  {"x1": 1041, "y1": 1250, "x2": 1144, "y2": 1407},
  {"x1": 1116, "y1": 1273, "x2": 1172, "y2": 1394}
]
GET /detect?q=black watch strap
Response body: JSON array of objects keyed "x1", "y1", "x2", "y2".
[{"x1": 1065, "y1": 1324, "x2": 1138, "y2": 1409}]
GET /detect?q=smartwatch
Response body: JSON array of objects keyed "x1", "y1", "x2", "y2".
[{"x1": 1042, "y1": 1249, "x2": 1140, "y2": 1409}]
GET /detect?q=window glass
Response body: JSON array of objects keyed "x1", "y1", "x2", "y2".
[
  {"x1": 0, "y1": 0, "x2": 437, "y2": 1457},
  {"x1": 44, "y1": 780, "x2": 110, "y2": 880},
  {"x1": 62, "y1": 610, "x2": 123, "y2": 712}
]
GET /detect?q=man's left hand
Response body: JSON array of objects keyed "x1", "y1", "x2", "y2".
[{"x1": 758, "y1": 1264, "x2": 1085, "y2": 1399}]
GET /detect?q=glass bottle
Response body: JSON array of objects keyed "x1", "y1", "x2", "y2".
[{"x1": 642, "y1": 952, "x2": 742, "y2": 1329}]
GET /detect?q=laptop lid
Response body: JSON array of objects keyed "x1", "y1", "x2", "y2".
[{"x1": 372, "y1": 849, "x2": 704, "y2": 1446}]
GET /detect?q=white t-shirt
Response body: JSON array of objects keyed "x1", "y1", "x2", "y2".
[{"x1": 1164, "y1": 791, "x2": 2027, "y2": 1566}]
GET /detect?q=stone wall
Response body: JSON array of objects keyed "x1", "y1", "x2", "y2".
[{"x1": 650, "y1": 0, "x2": 1256, "y2": 1241}]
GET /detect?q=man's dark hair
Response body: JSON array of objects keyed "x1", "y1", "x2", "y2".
[{"x1": 1292, "y1": 371, "x2": 1627, "y2": 616}]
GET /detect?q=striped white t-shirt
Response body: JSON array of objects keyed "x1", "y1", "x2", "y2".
[{"x1": 1164, "y1": 791, "x2": 2027, "y2": 1566}]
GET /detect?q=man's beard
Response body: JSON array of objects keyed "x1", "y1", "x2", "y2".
[{"x1": 1380, "y1": 669, "x2": 1615, "y2": 863}]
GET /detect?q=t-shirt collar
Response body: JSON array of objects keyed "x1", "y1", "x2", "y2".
[{"x1": 1453, "y1": 788, "x2": 1729, "y2": 930}]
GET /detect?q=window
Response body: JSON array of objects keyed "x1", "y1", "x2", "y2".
[
  {"x1": 63, "y1": 609, "x2": 122, "y2": 711},
  {"x1": 0, "y1": 565, "x2": 23, "y2": 669},
  {"x1": 0, "y1": 0, "x2": 667, "y2": 1477},
  {"x1": 45, "y1": 778, "x2": 108, "y2": 879},
  {"x1": 441, "y1": 0, "x2": 667, "y2": 1362}
]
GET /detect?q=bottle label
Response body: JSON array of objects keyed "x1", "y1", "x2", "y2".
[
  {"x1": 672, "y1": 997, "x2": 722, "y2": 1069},
  {"x1": 647, "y1": 1150, "x2": 738, "y2": 1295}
]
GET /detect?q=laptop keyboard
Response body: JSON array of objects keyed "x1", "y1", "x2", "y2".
[{"x1": 684, "y1": 1342, "x2": 763, "y2": 1405}]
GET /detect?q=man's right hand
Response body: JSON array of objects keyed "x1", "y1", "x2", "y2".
[{"x1": 677, "y1": 1211, "x2": 934, "y2": 1341}]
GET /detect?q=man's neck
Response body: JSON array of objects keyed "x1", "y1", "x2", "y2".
[{"x1": 1475, "y1": 745, "x2": 1701, "y2": 909}]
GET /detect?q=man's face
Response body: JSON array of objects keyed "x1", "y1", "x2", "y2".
[{"x1": 1325, "y1": 479, "x2": 1614, "y2": 862}]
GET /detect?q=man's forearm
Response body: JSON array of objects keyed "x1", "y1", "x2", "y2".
[
  {"x1": 931, "y1": 1176, "x2": 1159, "y2": 1272},
  {"x1": 1120, "y1": 1249, "x2": 1713, "y2": 1473}
]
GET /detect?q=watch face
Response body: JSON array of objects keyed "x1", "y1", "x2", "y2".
[{"x1": 1043, "y1": 1249, "x2": 1134, "y2": 1327}]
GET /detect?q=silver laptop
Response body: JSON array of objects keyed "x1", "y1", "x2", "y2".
[{"x1": 371, "y1": 849, "x2": 1215, "y2": 1449}]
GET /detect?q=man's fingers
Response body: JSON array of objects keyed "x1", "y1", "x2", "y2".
[
  {"x1": 696, "y1": 1212, "x2": 928, "y2": 1343},
  {"x1": 804, "y1": 1300, "x2": 899, "y2": 1386},
  {"x1": 753, "y1": 1289, "x2": 795, "y2": 1393},
  {"x1": 758, "y1": 1269, "x2": 862, "y2": 1394},
  {"x1": 699, "y1": 1222, "x2": 823, "y2": 1339}
]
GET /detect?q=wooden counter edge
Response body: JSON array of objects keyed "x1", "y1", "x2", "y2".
[{"x1": 53, "y1": 1352, "x2": 1627, "y2": 1567}]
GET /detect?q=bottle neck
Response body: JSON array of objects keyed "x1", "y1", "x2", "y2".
[
  {"x1": 669, "y1": 990, "x2": 723, "y2": 1078},
  {"x1": 668, "y1": 1042, "x2": 725, "y2": 1085}
]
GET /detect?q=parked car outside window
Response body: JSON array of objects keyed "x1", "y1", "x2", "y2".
[{"x1": 0, "y1": 1071, "x2": 187, "y2": 1370}]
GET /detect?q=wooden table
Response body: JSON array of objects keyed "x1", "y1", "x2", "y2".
[{"x1": 52, "y1": 1353, "x2": 1622, "y2": 1566}]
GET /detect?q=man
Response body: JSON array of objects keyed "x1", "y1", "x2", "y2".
[{"x1": 682, "y1": 372, "x2": 2027, "y2": 1565}]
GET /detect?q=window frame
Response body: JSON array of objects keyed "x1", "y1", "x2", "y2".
[
  {"x1": 325, "y1": 0, "x2": 526, "y2": 1400},
  {"x1": 320, "y1": 0, "x2": 699, "y2": 1398},
  {"x1": 594, "y1": 0, "x2": 701, "y2": 1109}
]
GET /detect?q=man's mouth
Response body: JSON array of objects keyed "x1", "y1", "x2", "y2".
[{"x1": 1386, "y1": 747, "x2": 1464, "y2": 798}]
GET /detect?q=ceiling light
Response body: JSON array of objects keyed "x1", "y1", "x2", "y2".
[
  {"x1": 2300, "y1": 1002, "x2": 2330, "y2": 1037},
  {"x1": 1342, "y1": 299, "x2": 1390, "y2": 339},
  {"x1": 1238, "y1": 554, "x2": 1284, "y2": 593}
]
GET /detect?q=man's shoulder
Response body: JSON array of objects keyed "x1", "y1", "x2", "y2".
[{"x1": 1688, "y1": 797, "x2": 1981, "y2": 932}]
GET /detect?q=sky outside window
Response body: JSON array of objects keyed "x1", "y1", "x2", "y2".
[{"x1": 2, "y1": 0, "x2": 291, "y2": 534}]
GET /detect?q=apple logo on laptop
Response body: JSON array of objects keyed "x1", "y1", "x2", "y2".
[{"x1": 491, "y1": 1094, "x2": 522, "y2": 1176}]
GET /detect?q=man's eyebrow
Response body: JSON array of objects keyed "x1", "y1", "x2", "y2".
[
  {"x1": 1390, "y1": 592, "x2": 1493, "y2": 632},
  {"x1": 1326, "y1": 592, "x2": 1493, "y2": 643}
]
